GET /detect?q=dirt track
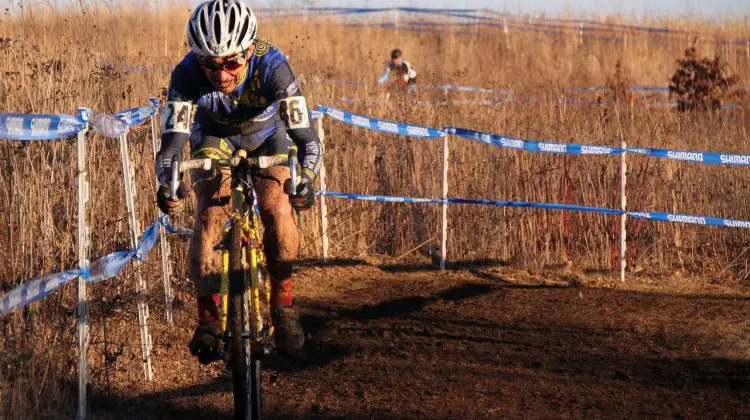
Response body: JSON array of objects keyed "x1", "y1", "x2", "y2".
[{"x1": 82, "y1": 260, "x2": 749, "y2": 419}]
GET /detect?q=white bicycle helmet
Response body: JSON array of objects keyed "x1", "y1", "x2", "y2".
[{"x1": 187, "y1": 0, "x2": 257, "y2": 58}]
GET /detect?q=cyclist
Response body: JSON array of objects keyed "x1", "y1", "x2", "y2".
[
  {"x1": 154, "y1": 0, "x2": 321, "y2": 361},
  {"x1": 377, "y1": 49, "x2": 417, "y2": 95}
]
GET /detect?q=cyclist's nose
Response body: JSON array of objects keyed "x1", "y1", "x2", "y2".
[{"x1": 217, "y1": 70, "x2": 235, "y2": 81}]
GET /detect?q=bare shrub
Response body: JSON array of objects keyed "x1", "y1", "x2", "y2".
[{"x1": 669, "y1": 44, "x2": 738, "y2": 111}]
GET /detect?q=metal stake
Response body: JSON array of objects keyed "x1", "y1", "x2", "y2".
[
  {"x1": 118, "y1": 132, "x2": 154, "y2": 381},
  {"x1": 149, "y1": 103, "x2": 174, "y2": 324},
  {"x1": 76, "y1": 108, "x2": 91, "y2": 420}
]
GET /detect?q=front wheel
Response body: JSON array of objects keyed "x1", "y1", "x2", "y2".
[{"x1": 228, "y1": 220, "x2": 255, "y2": 419}]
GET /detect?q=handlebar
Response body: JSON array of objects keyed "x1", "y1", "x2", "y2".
[{"x1": 170, "y1": 152, "x2": 297, "y2": 200}]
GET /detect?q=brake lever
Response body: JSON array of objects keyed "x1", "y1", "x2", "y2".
[
  {"x1": 289, "y1": 149, "x2": 299, "y2": 193},
  {"x1": 288, "y1": 149, "x2": 302, "y2": 227},
  {"x1": 170, "y1": 156, "x2": 180, "y2": 200}
]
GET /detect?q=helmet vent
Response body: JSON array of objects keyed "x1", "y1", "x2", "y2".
[
  {"x1": 188, "y1": 24, "x2": 199, "y2": 47},
  {"x1": 188, "y1": 0, "x2": 257, "y2": 57},
  {"x1": 199, "y1": 13, "x2": 209, "y2": 41},
  {"x1": 213, "y1": 13, "x2": 222, "y2": 46},
  {"x1": 237, "y1": 17, "x2": 249, "y2": 45}
]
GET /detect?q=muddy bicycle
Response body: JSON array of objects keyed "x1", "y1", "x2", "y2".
[{"x1": 171, "y1": 149, "x2": 300, "y2": 420}]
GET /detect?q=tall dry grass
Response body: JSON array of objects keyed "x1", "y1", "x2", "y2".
[{"x1": 0, "y1": 2, "x2": 749, "y2": 417}]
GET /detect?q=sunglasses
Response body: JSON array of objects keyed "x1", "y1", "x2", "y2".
[{"x1": 198, "y1": 53, "x2": 248, "y2": 73}]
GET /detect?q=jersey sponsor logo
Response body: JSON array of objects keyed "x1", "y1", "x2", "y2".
[
  {"x1": 667, "y1": 151, "x2": 703, "y2": 162},
  {"x1": 720, "y1": 154, "x2": 750, "y2": 165},
  {"x1": 285, "y1": 81, "x2": 299, "y2": 97},
  {"x1": 253, "y1": 39, "x2": 272, "y2": 56},
  {"x1": 581, "y1": 145, "x2": 613, "y2": 154},
  {"x1": 253, "y1": 103, "x2": 278, "y2": 122},
  {"x1": 500, "y1": 137, "x2": 524, "y2": 149},
  {"x1": 236, "y1": 69, "x2": 270, "y2": 108},
  {"x1": 539, "y1": 142, "x2": 567, "y2": 153},
  {"x1": 724, "y1": 219, "x2": 750, "y2": 228},
  {"x1": 377, "y1": 121, "x2": 399, "y2": 133},
  {"x1": 667, "y1": 214, "x2": 706, "y2": 225},
  {"x1": 351, "y1": 115, "x2": 371, "y2": 128},
  {"x1": 279, "y1": 96, "x2": 310, "y2": 129}
]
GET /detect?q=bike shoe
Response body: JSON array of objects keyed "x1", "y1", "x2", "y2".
[
  {"x1": 271, "y1": 305, "x2": 305, "y2": 357},
  {"x1": 189, "y1": 320, "x2": 223, "y2": 365}
]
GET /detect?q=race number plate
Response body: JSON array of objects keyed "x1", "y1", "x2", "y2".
[
  {"x1": 279, "y1": 96, "x2": 310, "y2": 129},
  {"x1": 162, "y1": 101, "x2": 192, "y2": 134}
]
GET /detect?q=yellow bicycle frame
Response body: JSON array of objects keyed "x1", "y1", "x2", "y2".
[{"x1": 219, "y1": 183, "x2": 273, "y2": 338}]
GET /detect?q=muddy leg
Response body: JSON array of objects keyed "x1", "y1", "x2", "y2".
[
  {"x1": 254, "y1": 165, "x2": 299, "y2": 306},
  {"x1": 189, "y1": 168, "x2": 232, "y2": 319}
]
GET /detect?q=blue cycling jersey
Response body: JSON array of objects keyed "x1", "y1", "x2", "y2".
[{"x1": 155, "y1": 39, "x2": 321, "y2": 183}]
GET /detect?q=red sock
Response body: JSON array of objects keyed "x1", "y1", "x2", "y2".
[
  {"x1": 197, "y1": 294, "x2": 221, "y2": 322},
  {"x1": 271, "y1": 280, "x2": 293, "y2": 306}
]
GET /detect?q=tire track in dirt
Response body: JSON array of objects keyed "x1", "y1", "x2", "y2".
[{"x1": 86, "y1": 260, "x2": 750, "y2": 419}]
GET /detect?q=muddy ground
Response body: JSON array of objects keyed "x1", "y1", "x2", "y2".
[{"x1": 73, "y1": 259, "x2": 748, "y2": 419}]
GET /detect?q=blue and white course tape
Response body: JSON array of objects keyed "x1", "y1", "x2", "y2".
[
  {"x1": 1, "y1": 216, "x2": 179, "y2": 317},
  {"x1": 318, "y1": 106, "x2": 446, "y2": 138},
  {"x1": 0, "y1": 112, "x2": 88, "y2": 141}
]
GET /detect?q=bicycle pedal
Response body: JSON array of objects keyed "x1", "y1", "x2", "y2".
[
  {"x1": 213, "y1": 241, "x2": 229, "y2": 251},
  {"x1": 251, "y1": 342, "x2": 273, "y2": 359}
]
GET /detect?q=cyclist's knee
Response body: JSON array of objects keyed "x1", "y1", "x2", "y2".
[
  {"x1": 192, "y1": 171, "x2": 231, "y2": 212},
  {"x1": 259, "y1": 195, "x2": 292, "y2": 220},
  {"x1": 257, "y1": 179, "x2": 293, "y2": 220}
]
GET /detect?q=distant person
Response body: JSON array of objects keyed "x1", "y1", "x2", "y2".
[{"x1": 377, "y1": 49, "x2": 417, "y2": 96}]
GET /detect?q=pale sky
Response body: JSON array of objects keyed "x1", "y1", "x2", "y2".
[
  {"x1": 20, "y1": 0, "x2": 750, "y2": 18},
  {"x1": 248, "y1": 0, "x2": 750, "y2": 18}
]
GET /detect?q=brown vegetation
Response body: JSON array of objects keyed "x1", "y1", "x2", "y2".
[
  {"x1": 669, "y1": 44, "x2": 739, "y2": 111},
  {"x1": 0, "y1": 2, "x2": 749, "y2": 418}
]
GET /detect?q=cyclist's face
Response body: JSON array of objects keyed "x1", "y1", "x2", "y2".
[
  {"x1": 200, "y1": 45, "x2": 254, "y2": 94},
  {"x1": 392, "y1": 57, "x2": 402, "y2": 66}
]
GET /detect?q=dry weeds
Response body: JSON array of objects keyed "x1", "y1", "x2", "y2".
[{"x1": 0, "y1": 2, "x2": 749, "y2": 418}]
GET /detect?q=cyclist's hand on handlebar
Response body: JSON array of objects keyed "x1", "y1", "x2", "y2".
[
  {"x1": 157, "y1": 182, "x2": 188, "y2": 216},
  {"x1": 284, "y1": 174, "x2": 315, "y2": 211}
]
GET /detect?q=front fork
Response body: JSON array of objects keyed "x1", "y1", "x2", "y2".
[{"x1": 219, "y1": 175, "x2": 273, "y2": 355}]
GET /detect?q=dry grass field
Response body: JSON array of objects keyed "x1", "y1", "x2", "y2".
[{"x1": 0, "y1": 2, "x2": 749, "y2": 418}]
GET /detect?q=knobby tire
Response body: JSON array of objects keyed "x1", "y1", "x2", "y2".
[{"x1": 229, "y1": 221, "x2": 253, "y2": 420}]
